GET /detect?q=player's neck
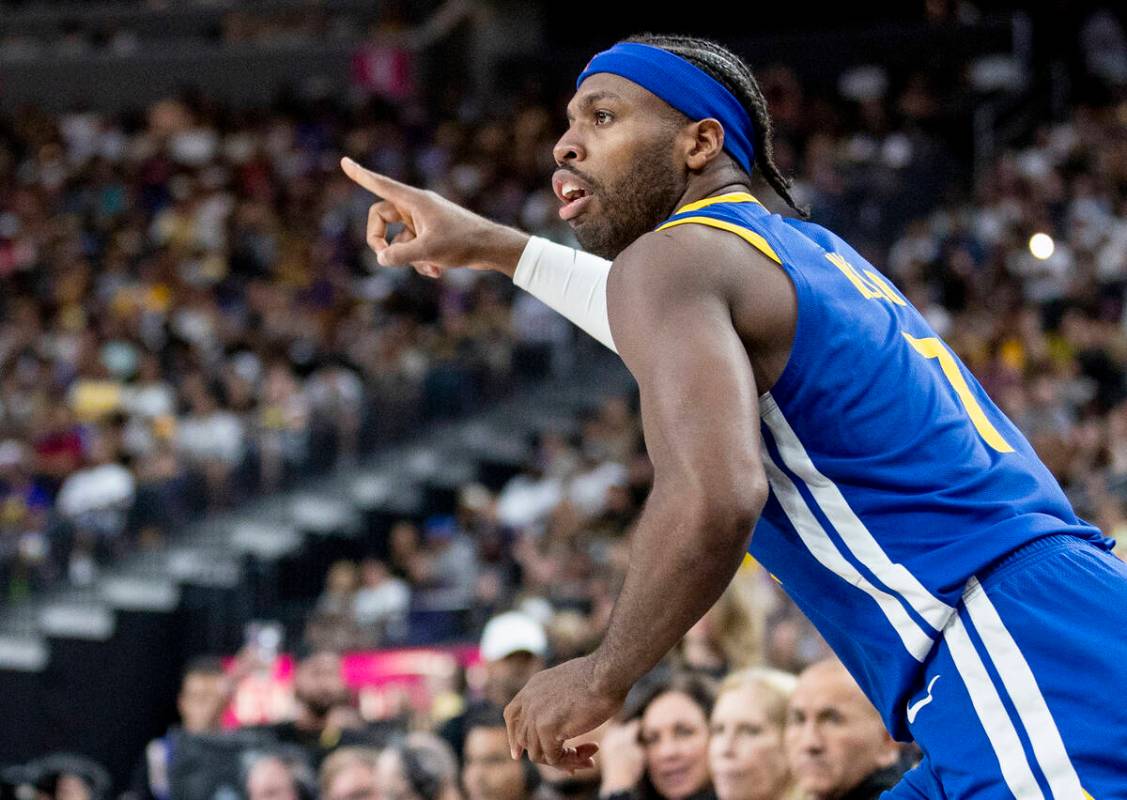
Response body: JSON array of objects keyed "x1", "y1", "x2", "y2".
[{"x1": 674, "y1": 176, "x2": 754, "y2": 213}]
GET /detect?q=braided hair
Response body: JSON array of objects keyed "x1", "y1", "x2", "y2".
[{"x1": 624, "y1": 33, "x2": 810, "y2": 219}]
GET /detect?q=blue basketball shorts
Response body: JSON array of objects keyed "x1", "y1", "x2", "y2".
[{"x1": 882, "y1": 534, "x2": 1127, "y2": 799}]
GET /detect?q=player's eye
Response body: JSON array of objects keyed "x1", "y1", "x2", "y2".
[{"x1": 593, "y1": 110, "x2": 613, "y2": 125}]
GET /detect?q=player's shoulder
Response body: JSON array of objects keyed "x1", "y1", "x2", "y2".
[{"x1": 611, "y1": 217, "x2": 777, "y2": 299}]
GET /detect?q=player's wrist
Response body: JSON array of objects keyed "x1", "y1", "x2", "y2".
[
  {"x1": 471, "y1": 224, "x2": 529, "y2": 278},
  {"x1": 585, "y1": 651, "x2": 632, "y2": 701}
]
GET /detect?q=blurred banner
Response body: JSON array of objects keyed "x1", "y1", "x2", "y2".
[{"x1": 224, "y1": 645, "x2": 482, "y2": 727}]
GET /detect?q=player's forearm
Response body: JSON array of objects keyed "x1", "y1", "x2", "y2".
[
  {"x1": 471, "y1": 223, "x2": 529, "y2": 278},
  {"x1": 588, "y1": 486, "x2": 760, "y2": 697}
]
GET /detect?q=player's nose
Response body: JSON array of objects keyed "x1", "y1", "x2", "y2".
[{"x1": 552, "y1": 132, "x2": 584, "y2": 166}]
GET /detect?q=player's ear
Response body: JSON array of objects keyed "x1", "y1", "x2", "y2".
[{"x1": 684, "y1": 118, "x2": 725, "y2": 171}]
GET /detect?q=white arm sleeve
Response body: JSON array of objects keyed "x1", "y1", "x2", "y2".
[{"x1": 512, "y1": 236, "x2": 618, "y2": 353}]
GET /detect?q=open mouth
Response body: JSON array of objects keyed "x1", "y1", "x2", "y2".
[{"x1": 552, "y1": 171, "x2": 594, "y2": 221}]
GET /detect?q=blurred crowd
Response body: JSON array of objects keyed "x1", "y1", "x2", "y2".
[
  {"x1": 2, "y1": 626, "x2": 912, "y2": 800},
  {"x1": 0, "y1": 86, "x2": 578, "y2": 600}
]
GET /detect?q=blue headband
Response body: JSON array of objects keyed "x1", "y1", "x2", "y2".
[{"x1": 576, "y1": 42, "x2": 756, "y2": 173}]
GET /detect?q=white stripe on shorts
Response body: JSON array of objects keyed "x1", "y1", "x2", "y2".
[
  {"x1": 963, "y1": 577, "x2": 1084, "y2": 798},
  {"x1": 945, "y1": 613, "x2": 1045, "y2": 799}
]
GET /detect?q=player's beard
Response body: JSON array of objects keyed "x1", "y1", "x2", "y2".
[{"x1": 572, "y1": 138, "x2": 685, "y2": 260}]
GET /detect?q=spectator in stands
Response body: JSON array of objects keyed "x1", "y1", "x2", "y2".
[
  {"x1": 439, "y1": 610, "x2": 547, "y2": 758},
  {"x1": 244, "y1": 749, "x2": 317, "y2": 800},
  {"x1": 307, "y1": 562, "x2": 362, "y2": 652},
  {"x1": 784, "y1": 659, "x2": 904, "y2": 800},
  {"x1": 174, "y1": 378, "x2": 246, "y2": 509},
  {"x1": 261, "y1": 649, "x2": 360, "y2": 767},
  {"x1": 0, "y1": 438, "x2": 53, "y2": 598},
  {"x1": 600, "y1": 673, "x2": 715, "y2": 800},
  {"x1": 708, "y1": 669, "x2": 797, "y2": 800},
  {"x1": 256, "y1": 360, "x2": 311, "y2": 492},
  {"x1": 319, "y1": 747, "x2": 381, "y2": 800},
  {"x1": 410, "y1": 514, "x2": 479, "y2": 612},
  {"x1": 55, "y1": 426, "x2": 135, "y2": 562},
  {"x1": 674, "y1": 575, "x2": 766, "y2": 679},
  {"x1": 14, "y1": 753, "x2": 111, "y2": 800},
  {"x1": 462, "y1": 707, "x2": 537, "y2": 800},
  {"x1": 378, "y1": 732, "x2": 462, "y2": 800},
  {"x1": 352, "y1": 557, "x2": 410, "y2": 646},
  {"x1": 131, "y1": 656, "x2": 230, "y2": 800}
]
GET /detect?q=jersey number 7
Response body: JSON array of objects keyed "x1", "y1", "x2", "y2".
[{"x1": 902, "y1": 333, "x2": 1014, "y2": 454}]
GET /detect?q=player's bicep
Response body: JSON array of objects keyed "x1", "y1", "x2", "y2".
[{"x1": 608, "y1": 233, "x2": 766, "y2": 515}]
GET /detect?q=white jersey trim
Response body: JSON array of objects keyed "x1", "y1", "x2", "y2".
[
  {"x1": 760, "y1": 393, "x2": 955, "y2": 632},
  {"x1": 763, "y1": 451, "x2": 933, "y2": 662}
]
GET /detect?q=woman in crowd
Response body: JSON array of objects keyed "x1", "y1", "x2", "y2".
[
  {"x1": 708, "y1": 669, "x2": 798, "y2": 800},
  {"x1": 598, "y1": 673, "x2": 716, "y2": 800}
]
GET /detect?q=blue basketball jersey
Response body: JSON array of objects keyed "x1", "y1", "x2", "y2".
[{"x1": 655, "y1": 193, "x2": 1114, "y2": 740}]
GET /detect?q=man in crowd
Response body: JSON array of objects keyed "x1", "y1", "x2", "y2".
[
  {"x1": 440, "y1": 611, "x2": 547, "y2": 758},
  {"x1": 244, "y1": 750, "x2": 317, "y2": 800},
  {"x1": 463, "y1": 708, "x2": 538, "y2": 800},
  {"x1": 377, "y1": 733, "x2": 463, "y2": 800},
  {"x1": 131, "y1": 656, "x2": 230, "y2": 800},
  {"x1": 785, "y1": 659, "x2": 905, "y2": 800},
  {"x1": 260, "y1": 649, "x2": 365, "y2": 766},
  {"x1": 319, "y1": 748, "x2": 381, "y2": 800}
]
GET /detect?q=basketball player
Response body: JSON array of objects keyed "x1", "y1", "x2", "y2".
[{"x1": 342, "y1": 34, "x2": 1127, "y2": 798}]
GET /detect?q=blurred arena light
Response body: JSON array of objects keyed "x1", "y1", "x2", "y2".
[{"x1": 1029, "y1": 232, "x2": 1056, "y2": 260}]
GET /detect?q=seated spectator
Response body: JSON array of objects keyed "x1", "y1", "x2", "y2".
[
  {"x1": 785, "y1": 659, "x2": 905, "y2": 800},
  {"x1": 307, "y1": 561, "x2": 362, "y2": 651},
  {"x1": 316, "y1": 561, "x2": 360, "y2": 618},
  {"x1": 131, "y1": 656, "x2": 231, "y2": 800},
  {"x1": 462, "y1": 707, "x2": 537, "y2": 800},
  {"x1": 12, "y1": 753, "x2": 111, "y2": 800},
  {"x1": 439, "y1": 610, "x2": 547, "y2": 758},
  {"x1": 674, "y1": 575, "x2": 766, "y2": 679},
  {"x1": 243, "y1": 748, "x2": 318, "y2": 800},
  {"x1": 256, "y1": 360, "x2": 310, "y2": 492},
  {"x1": 31, "y1": 404, "x2": 85, "y2": 496},
  {"x1": 305, "y1": 362, "x2": 366, "y2": 462},
  {"x1": 410, "y1": 515, "x2": 479, "y2": 612},
  {"x1": 378, "y1": 732, "x2": 462, "y2": 800},
  {"x1": 319, "y1": 747, "x2": 380, "y2": 800},
  {"x1": 600, "y1": 673, "x2": 716, "y2": 800},
  {"x1": 353, "y1": 557, "x2": 410, "y2": 646},
  {"x1": 175, "y1": 379, "x2": 246, "y2": 509},
  {"x1": 55, "y1": 427, "x2": 135, "y2": 559},
  {"x1": 259, "y1": 649, "x2": 356, "y2": 767},
  {"x1": 708, "y1": 668, "x2": 797, "y2": 800}
]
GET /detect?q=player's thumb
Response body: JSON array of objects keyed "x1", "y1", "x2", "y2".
[{"x1": 378, "y1": 235, "x2": 430, "y2": 267}]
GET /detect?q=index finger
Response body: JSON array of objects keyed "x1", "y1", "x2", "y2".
[
  {"x1": 340, "y1": 157, "x2": 415, "y2": 200},
  {"x1": 504, "y1": 699, "x2": 524, "y2": 760}
]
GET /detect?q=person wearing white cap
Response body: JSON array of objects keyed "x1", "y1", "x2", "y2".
[{"x1": 440, "y1": 611, "x2": 548, "y2": 760}]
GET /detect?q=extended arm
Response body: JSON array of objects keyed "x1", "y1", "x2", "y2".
[
  {"x1": 340, "y1": 159, "x2": 619, "y2": 350},
  {"x1": 589, "y1": 226, "x2": 768, "y2": 692},
  {"x1": 503, "y1": 224, "x2": 779, "y2": 768}
]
